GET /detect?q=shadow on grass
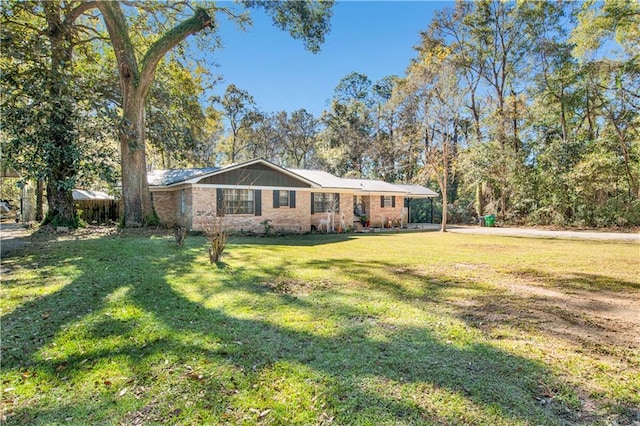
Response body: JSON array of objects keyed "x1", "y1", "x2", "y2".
[
  {"x1": 2, "y1": 234, "x2": 592, "y2": 424},
  {"x1": 511, "y1": 268, "x2": 640, "y2": 291},
  {"x1": 309, "y1": 256, "x2": 640, "y2": 353},
  {"x1": 228, "y1": 228, "x2": 438, "y2": 247},
  {"x1": 222, "y1": 232, "x2": 356, "y2": 248}
]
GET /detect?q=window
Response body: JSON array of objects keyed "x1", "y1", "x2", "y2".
[
  {"x1": 313, "y1": 193, "x2": 339, "y2": 213},
  {"x1": 224, "y1": 189, "x2": 254, "y2": 214},
  {"x1": 279, "y1": 190, "x2": 289, "y2": 207},
  {"x1": 381, "y1": 195, "x2": 395, "y2": 208},
  {"x1": 273, "y1": 190, "x2": 296, "y2": 208}
]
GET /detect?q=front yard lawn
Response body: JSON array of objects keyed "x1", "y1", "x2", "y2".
[{"x1": 1, "y1": 230, "x2": 639, "y2": 424}]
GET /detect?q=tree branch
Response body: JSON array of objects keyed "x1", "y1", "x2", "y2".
[
  {"x1": 64, "y1": 1, "x2": 97, "y2": 28},
  {"x1": 74, "y1": 23, "x2": 108, "y2": 40},
  {"x1": 1, "y1": 15, "x2": 46, "y2": 36},
  {"x1": 138, "y1": 7, "x2": 213, "y2": 98},
  {"x1": 96, "y1": 1, "x2": 140, "y2": 87},
  {"x1": 73, "y1": 35, "x2": 108, "y2": 46}
]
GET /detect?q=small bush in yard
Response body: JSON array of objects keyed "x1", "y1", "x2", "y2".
[
  {"x1": 174, "y1": 224, "x2": 188, "y2": 247},
  {"x1": 207, "y1": 231, "x2": 227, "y2": 263}
]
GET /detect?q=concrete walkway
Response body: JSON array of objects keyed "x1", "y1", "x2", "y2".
[{"x1": 407, "y1": 223, "x2": 640, "y2": 243}]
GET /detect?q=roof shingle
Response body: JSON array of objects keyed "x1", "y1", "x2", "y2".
[{"x1": 147, "y1": 167, "x2": 219, "y2": 186}]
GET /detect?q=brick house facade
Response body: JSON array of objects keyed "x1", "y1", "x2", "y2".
[{"x1": 148, "y1": 159, "x2": 437, "y2": 233}]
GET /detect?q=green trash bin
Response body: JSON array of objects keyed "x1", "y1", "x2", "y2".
[{"x1": 484, "y1": 214, "x2": 495, "y2": 227}]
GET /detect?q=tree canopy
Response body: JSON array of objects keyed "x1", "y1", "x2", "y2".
[
  {"x1": 3, "y1": 0, "x2": 637, "y2": 228},
  {"x1": 2, "y1": 0, "x2": 334, "y2": 226}
]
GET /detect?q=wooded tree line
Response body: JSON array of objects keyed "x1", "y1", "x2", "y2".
[
  {"x1": 2, "y1": 0, "x2": 638, "y2": 228},
  {"x1": 214, "y1": 0, "x2": 640, "y2": 228}
]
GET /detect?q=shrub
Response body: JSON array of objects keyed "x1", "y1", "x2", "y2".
[
  {"x1": 174, "y1": 224, "x2": 187, "y2": 247},
  {"x1": 261, "y1": 219, "x2": 274, "y2": 235}
]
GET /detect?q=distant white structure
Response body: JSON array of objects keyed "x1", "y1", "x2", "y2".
[{"x1": 318, "y1": 211, "x2": 331, "y2": 233}]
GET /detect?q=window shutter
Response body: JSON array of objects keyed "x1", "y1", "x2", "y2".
[
  {"x1": 216, "y1": 188, "x2": 224, "y2": 217},
  {"x1": 254, "y1": 190, "x2": 262, "y2": 216},
  {"x1": 391, "y1": 196, "x2": 396, "y2": 208},
  {"x1": 289, "y1": 191, "x2": 296, "y2": 208},
  {"x1": 310, "y1": 193, "x2": 315, "y2": 214},
  {"x1": 381, "y1": 196, "x2": 385, "y2": 208},
  {"x1": 335, "y1": 193, "x2": 340, "y2": 212},
  {"x1": 273, "y1": 190, "x2": 280, "y2": 208}
]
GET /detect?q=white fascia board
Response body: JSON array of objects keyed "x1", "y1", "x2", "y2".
[
  {"x1": 402, "y1": 194, "x2": 439, "y2": 199},
  {"x1": 152, "y1": 183, "x2": 435, "y2": 198},
  {"x1": 150, "y1": 184, "x2": 188, "y2": 191},
  {"x1": 310, "y1": 188, "x2": 360, "y2": 193},
  {"x1": 352, "y1": 189, "x2": 410, "y2": 196},
  {"x1": 192, "y1": 184, "x2": 314, "y2": 191}
]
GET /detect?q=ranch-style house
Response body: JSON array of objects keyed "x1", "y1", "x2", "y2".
[{"x1": 148, "y1": 158, "x2": 437, "y2": 233}]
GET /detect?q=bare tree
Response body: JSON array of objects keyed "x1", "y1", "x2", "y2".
[{"x1": 402, "y1": 46, "x2": 466, "y2": 232}]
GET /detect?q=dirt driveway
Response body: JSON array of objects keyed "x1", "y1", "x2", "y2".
[
  {"x1": 464, "y1": 273, "x2": 640, "y2": 350},
  {"x1": 0, "y1": 221, "x2": 30, "y2": 256},
  {"x1": 417, "y1": 223, "x2": 640, "y2": 243}
]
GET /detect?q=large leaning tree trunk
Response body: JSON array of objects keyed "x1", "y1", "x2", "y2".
[{"x1": 96, "y1": 2, "x2": 212, "y2": 226}]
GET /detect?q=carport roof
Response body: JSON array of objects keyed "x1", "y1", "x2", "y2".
[
  {"x1": 72, "y1": 189, "x2": 115, "y2": 200},
  {"x1": 394, "y1": 184, "x2": 439, "y2": 198}
]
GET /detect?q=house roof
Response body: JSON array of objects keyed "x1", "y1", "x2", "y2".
[
  {"x1": 147, "y1": 167, "x2": 219, "y2": 186},
  {"x1": 341, "y1": 178, "x2": 405, "y2": 194},
  {"x1": 1, "y1": 159, "x2": 20, "y2": 178},
  {"x1": 147, "y1": 158, "x2": 437, "y2": 197},
  {"x1": 73, "y1": 189, "x2": 115, "y2": 200},
  {"x1": 288, "y1": 169, "x2": 360, "y2": 190},
  {"x1": 394, "y1": 184, "x2": 439, "y2": 198},
  {"x1": 148, "y1": 159, "x2": 318, "y2": 188}
]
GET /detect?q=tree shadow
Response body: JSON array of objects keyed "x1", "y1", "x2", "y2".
[
  {"x1": 227, "y1": 232, "x2": 356, "y2": 247},
  {"x1": 2, "y1": 234, "x2": 594, "y2": 424},
  {"x1": 229, "y1": 229, "x2": 438, "y2": 248},
  {"x1": 322, "y1": 257, "x2": 640, "y2": 352},
  {"x1": 511, "y1": 267, "x2": 640, "y2": 291}
]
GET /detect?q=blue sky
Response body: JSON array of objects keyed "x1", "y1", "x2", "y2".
[{"x1": 206, "y1": 1, "x2": 450, "y2": 117}]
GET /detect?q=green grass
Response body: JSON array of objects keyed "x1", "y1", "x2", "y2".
[{"x1": 1, "y1": 230, "x2": 639, "y2": 425}]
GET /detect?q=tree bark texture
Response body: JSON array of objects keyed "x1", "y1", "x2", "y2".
[
  {"x1": 120, "y1": 90, "x2": 153, "y2": 226},
  {"x1": 35, "y1": 179, "x2": 44, "y2": 222},
  {"x1": 440, "y1": 139, "x2": 449, "y2": 232}
]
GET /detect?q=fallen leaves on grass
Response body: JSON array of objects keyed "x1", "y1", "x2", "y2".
[
  {"x1": 184, "y1": 365, "x2": 205, "y2": 382},
  {"x1": 249, "y1": 408, "x2": 271, "y2": 418}
]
